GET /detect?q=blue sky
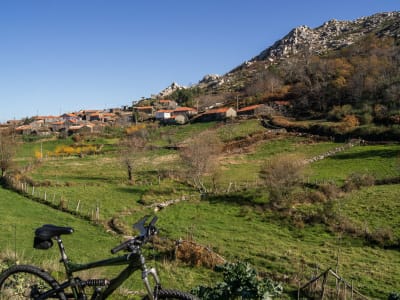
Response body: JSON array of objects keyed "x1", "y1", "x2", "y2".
[{"x1": 0, "y1": 0, "x2": 399, "y2": 122}]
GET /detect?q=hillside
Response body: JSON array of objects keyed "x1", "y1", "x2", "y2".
[
  {"x1": 1, "y1": 11, "x2": 400, "y2": 300},
  {"x1": 194, "y1": 11, "x2": 400, "y2": 93},
  {"x1": 165, "y1": 11, "x2": 400, "y2": 134},
  {"x1": 0, "y1": 118, "x2": 398, "y2": 298}
]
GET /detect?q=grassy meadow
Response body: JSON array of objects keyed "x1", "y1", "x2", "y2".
[{"x1": 2, "y1": 119, "x2": 400, "y2": 298}]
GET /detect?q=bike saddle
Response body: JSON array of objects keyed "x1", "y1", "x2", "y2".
[{"x1": 35, "y1": 224, "x2": 74, "y2": 240}]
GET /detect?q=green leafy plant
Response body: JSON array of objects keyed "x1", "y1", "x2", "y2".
[
  {"x1": 388, "y1": 292, "x2": 400, "y2": 300},
  {"x1": 191, "y1": 261, "x2": 283, "y2": 299}
]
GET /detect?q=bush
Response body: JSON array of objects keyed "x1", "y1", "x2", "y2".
[
  {"x1": 328, "y1": 105, "x2": 353, "y2": 121},
  {"x1": 343, "y1": 173, "x2": 375, "y2": 192},
  {"x1": 366, "y1": 227, "x2": 396, "y2": 248},
  {"x1": 308, "y1": 190, "x2": 327, "y2": 203},
  {"x1": 259, "y1": 154, "x2": 305, "y2": 210},
  {"x1": 319, "y1": 183, "x2": 341, "y2": 200},
  {"x1": 192, "y1": 261, "x2": 283, "y2": 300},
  {"x1": 389, "y1": 292, "x2": 400, "y2": 300}
]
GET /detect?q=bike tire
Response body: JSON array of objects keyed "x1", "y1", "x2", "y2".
[
  {"x1": 143, "y1": 288, "x2": 199, "y2": 300},
  {"x1": 0, "y1": 264, "x2": 67, "y2": 300}
]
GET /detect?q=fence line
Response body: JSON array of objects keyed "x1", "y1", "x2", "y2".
[
  {"x1": 300, "y1": 267, "x2": 369, "y2": 300},
  {"x1": 7, "y1": 178, "x2": 101, "y2": 223}
]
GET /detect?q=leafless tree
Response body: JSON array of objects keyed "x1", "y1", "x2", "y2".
[
  {"x1": 245, "y1": 70, "x2": 284, "y2": 103},
  {"x1": 259, "y1": 154, "x2": 305, "y2": 210},
  {"x1": 179, "y1": 130, "x2": 223, "y2": 193},
  {"x1": 119, "y1": 130, "x2": 147, "y2": 183},
  {"x1": 193, "y1": 93, "x2": 232, "y2": 111},
  {"x1": 0, "y1": 130, "x2": 17, "y2": 178}
]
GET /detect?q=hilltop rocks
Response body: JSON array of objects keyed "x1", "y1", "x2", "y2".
[
  {"x1": 157, "y1": 82, "x2": 185, "y2": 98},
  {"x1": 198, "y1": 74, "x2": 224, "y2": 88},
  {"x1": 253, "y1": 11, "x2": 400, "y2": 62}
]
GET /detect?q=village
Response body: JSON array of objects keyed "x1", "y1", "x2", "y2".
[{"x1": 0, "y1": 98, "x2": 288, "y2": 136}]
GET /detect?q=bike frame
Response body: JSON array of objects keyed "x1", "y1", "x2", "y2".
[{"x1": 43, "y1": 236, "x2": 161, "y2": 300}]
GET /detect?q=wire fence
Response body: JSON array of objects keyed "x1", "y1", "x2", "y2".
[
  {"x1": 6, "y1": 178, "x2": 101, "y2": 223},
  {"x1": 0, "y1": 223, "x2": 33, "y2": 266}
]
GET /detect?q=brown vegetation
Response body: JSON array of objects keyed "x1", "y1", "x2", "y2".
[
  {"x1": 179, "y1": 130, "x2": 223, "y2": 192},
  {"x1": 0, "y1": 130, "x2": 17, "y2": 178},
  {"x1": 259, "y1": 154, "x2": 305, "y2": 210}
]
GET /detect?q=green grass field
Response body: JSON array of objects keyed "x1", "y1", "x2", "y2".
[
  {"x1": 4, "y1": 119, "x2": 400, "y2": 298},
  {"x1": 308, "y1": 144, "x2": 400, "y2": 184},
  {"x1": 0, "y1": 187, "x2": 213, "y2": 296}
]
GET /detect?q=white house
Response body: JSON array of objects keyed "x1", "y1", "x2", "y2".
[{"x1": 155, "y1": 110, "x2": 174, "y2": 120}]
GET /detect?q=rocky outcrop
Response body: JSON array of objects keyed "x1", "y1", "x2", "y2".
[
  {"x1": 157, "y1": 82, "x2": 185, "y2": 97},
  {"x1": 253, "y1": 12, "x2": 400, "y2": 62},
  {"x1": 155, "y1": 11, "x2": 400, "y2": 102}
]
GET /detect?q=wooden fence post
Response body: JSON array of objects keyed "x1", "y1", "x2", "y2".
[
  {"x1": 320, "y1": 271, "x2": 328, "y2": 299},
  {"x1": 351, "y1": 281, "x2": 354, "y2": 300}
]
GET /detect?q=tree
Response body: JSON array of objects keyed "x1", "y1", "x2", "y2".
[
  {"x1": 259, "y1": 154, "x2": 304, "y2": 210},
  {"x1": 179, "y1": 130, "x2": 223, "y2": 193},
  {"x1": 119, "y1": 130, "x2": 147, "y2": 183},
  {"x1": 0, "y1": 130, "x2": 17, "y2": 178},
  {"x1": 169, "y1": 87, "x2": 201, "y2": 107},
  {"x1": 246, "y1": 70, "x2": 283, "y2": 99}
]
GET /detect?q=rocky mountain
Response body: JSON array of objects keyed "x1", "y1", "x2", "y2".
[
  {"x1": 156, "y1": 82, "x2": 186, "y2": 98},
  {"x1": 253, "y1": 11, "x2": 400, "y2": 62},
  {"x1": 195, "y1": 11, "x2": 400, "y2": 93}
]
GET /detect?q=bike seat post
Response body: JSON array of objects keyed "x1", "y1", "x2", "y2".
[{"x1": 55, "y1": 236, "x2": 70, "y2": 269}]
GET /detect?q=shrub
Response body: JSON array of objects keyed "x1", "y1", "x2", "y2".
[
  {"x1": 359, "y1": 112, "x2": 374, "y2": 125},
  {"x1": 259, "y1": 154, "x2": 305, "y2": 210},
  {"x1": 192, "y1": 261, "x2": 283, "y2": 300},
  {"x1": 343, "y1": 173, "x2": 375, "y2": 192},
  {"x1": 72, "y1": 134, "x2": 82, "y2": 143},
  {"x1": 366, "y1": 227, "x2": 395, "y2": 248},
  {"x1": 308, "y1": 190, "x2": 327, "y2": 203},
  {"x1": 337, "y1": 115, "x2": 360, "y2": 133},
  {"x1": 319, "y1": 183, "x2": 341, "y2": 200},
  {"x1": 328, "y1": 105, "x2": 353, "y2": 121},
  {"x1": 388, "y1": 292, "x2": 400, "y2": 300}
]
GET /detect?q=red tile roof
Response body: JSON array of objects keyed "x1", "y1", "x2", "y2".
[
  {"x1": 174, "y1": 107, "x2": 197, "y2": 112},
  {"x1": 15, "y1": 125, "x2": 32, "y2": 131},
  {"x1": 34, "y1": 115, "x2": 60, "y2": 120},
  {"x1": 238, "y1": 104, "x2": 262, "y2": 112},
  {"x1": 135, "y1": 106, "x2": 154, "y2": 110},
  {"x1": 204, "y1": 107, "x2": 232, "y2": 114}
]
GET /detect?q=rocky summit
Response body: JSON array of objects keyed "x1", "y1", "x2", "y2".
[
  {"x1": 252, "y1": 11, "x2": 400, "y2": 62},
  {"x1": 193, "y1": 11, "x2": 400, "y2": 93}
]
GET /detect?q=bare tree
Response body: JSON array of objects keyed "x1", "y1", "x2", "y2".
[
  {"x1": 119, "y1": 130, "x2": 147, "y2": 184},
  {"x1": 179, "y1": 130, "x2": 223, "y2": 193},
  {"x1": 193, "y1": 93, "x2": 232, "y2": 111},
  {"x1": 0, "y1": 130, "x2": 17, "y2": 178},
  {"x1": 259, "y1": 154, "x2": 305, "y2": 210}
]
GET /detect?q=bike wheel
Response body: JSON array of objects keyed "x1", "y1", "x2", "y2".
[
  {"x1": 143, "y1": 288, "x2": 199, "y2": 300},
  {"x1": 0, "y1": 264, "x2": 66, "y2": 299}
]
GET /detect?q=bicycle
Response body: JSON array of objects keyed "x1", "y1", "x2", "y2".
[{"x1": 0, "y1": 215, "x2": 199, "y2": 299}]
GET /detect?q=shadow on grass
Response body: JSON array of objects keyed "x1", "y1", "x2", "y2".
[
  {"x1": 331, "y1": 148, "x2": 399, "y2": 160},
  {"x1": 115, "y1": 186, "x2": 146, "y2": 195},
  {"x1": 61, "y1": 175, "x2": 117, "y2": 182},
  {"x1": 206, "y1": 191, "x2": 268, "y2": 206}
]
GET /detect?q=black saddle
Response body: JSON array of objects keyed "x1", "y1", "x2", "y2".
[
  {"x1": 35, "y1": 224, "x2": 74, "y2": 239},
  {"x1": 34, "y1": 225, "x2": 74, "y2": 250}
]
